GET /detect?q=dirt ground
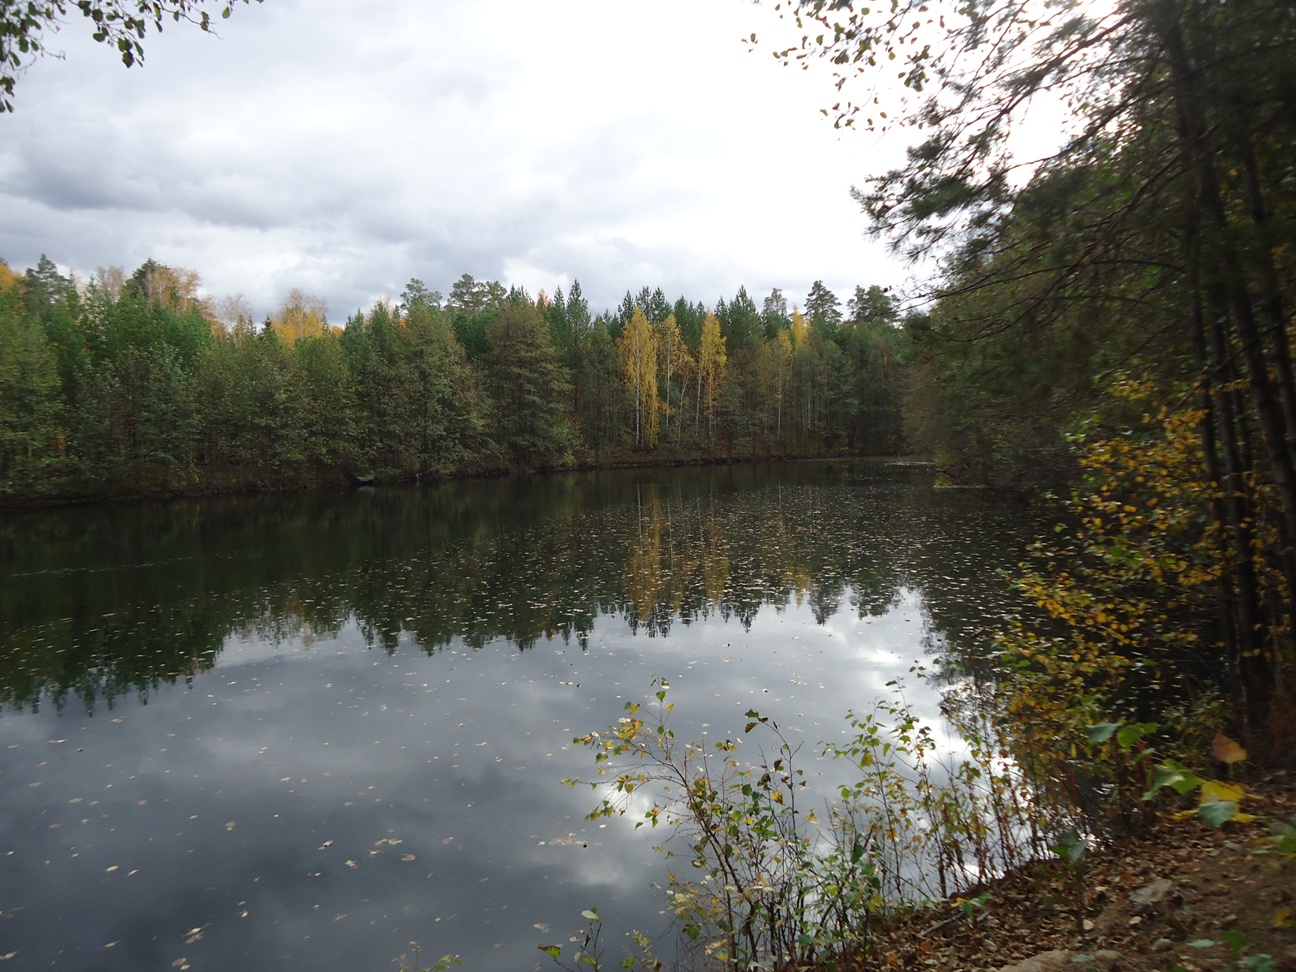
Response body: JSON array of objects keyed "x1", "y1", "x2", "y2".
[{"x1": 841, "y1": 771, "x2": 1296, "y2": 972}]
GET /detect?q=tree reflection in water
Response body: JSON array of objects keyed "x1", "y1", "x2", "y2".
[{"x1": 0, "y1": 462, "x2": 1042, "y2": 971}]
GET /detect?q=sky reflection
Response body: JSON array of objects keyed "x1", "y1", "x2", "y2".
[{"x1": 0, "y1": 464, "x2": 1040, "y2": 970}]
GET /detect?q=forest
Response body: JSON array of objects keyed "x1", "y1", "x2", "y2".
[{"x1": 0, "y1": 259, "x2": 907, "y2": 501}]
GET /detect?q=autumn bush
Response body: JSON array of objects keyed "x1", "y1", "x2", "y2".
[{"x1": 559, "y1": 677, "x2": 1085, "y2": 972}]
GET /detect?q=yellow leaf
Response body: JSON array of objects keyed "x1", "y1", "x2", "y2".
[
  {"x1": 1212, "y1": 732, "x2": 1247, "y2": 765},
  {"x1": 1200, "y1": 780, "x2": 1246, "y2": 804}
]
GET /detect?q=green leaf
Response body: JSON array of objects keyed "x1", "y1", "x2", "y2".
[
  {"x1": 1086, "y1": 723, "x2": 1118, "y2": 743},
  {"x1": 539, "y1": 945, "x2": 562, "y2": 959},
  {"x1": 1053, "y1": 830, "x2": 1086, "y2": 865},
  {"x1": 1144, "y1": 762, "x2": 1202, "y2": 799},
  {"x1": 1198, "y1": 800, "x2": 1238, "y2": 828},
  {"x1": 1222, "y1": 930, "x2": 1249, "y2": 957},
  {"x1": 580, "y1": 909, "x2": 600, "y2": 922},
  {"x1": 1116, "y1": 722, "x2": 1156, "y2": 748}
]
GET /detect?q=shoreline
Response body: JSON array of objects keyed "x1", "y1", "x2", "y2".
[
  {"x1": 0, "y1": 452, "x2": 935, "y2": 512},
  {"x1": 842, "y1": 773, "x2": 1296, "y2": 972}
]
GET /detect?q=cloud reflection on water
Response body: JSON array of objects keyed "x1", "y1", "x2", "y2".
[{"x1": 0, "y1": 464, "x2": 1039, "y2": 970}]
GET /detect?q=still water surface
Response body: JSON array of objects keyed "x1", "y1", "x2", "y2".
[{"x1": 0, "y1": 462, "x2": 1037, "y2": 971}]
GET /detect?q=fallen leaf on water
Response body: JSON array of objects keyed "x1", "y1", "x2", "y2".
[
  {"x1": 318, "y1": 839, "x2": 333, "y2": 850},
  {"x1": 401, "y1": 853, "x2": 416, "y2": 862}
]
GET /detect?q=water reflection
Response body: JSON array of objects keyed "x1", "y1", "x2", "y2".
[{"x1": 0, "y1": 462, "x2": 1037, "y2": 970}]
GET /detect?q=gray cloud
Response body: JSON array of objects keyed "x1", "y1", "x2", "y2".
[{"x1": 0, "y1": 0, "x2": 905, "y2": 320}]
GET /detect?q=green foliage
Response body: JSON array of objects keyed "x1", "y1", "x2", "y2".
[
  {"x1": 484, "y1": 301, "x2": 577, "y2": 470},
  {"x1": 566, "y1": 678, "x2": 848, "y2": 970},
  {"x1": 804, "y1": 280, "x2": 841, "y2": 336},
  {"x1": 0, "y1": 259, "x2": 911, "y2": 505},
  {"x1": 341, "y1": 300, "x2": 489, "y2": 476},
  {"x1": 0, "y1": 282, "x2": 65, "y2": 491}
]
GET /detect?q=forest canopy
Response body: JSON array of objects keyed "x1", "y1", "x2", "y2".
[{"x1": 0, "y1": 257, "x2": 907, "y2": 501}]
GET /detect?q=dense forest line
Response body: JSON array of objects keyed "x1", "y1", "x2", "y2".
[{"x1": 0, "y1": 257, "x2": 907, "y2": 503}]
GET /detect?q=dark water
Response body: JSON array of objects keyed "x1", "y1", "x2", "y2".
[{"x1": 0, "y1": 462, "x2": 1037, "y2": 971}]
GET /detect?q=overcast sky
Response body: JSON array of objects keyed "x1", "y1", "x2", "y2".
[{"x1": 0, "y1": 0, "x2": 916, "y2": 322}]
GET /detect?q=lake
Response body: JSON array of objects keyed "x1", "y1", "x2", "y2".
[{"x1": 0, "y1": 462, "x2": 1038, "y2": 971}]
